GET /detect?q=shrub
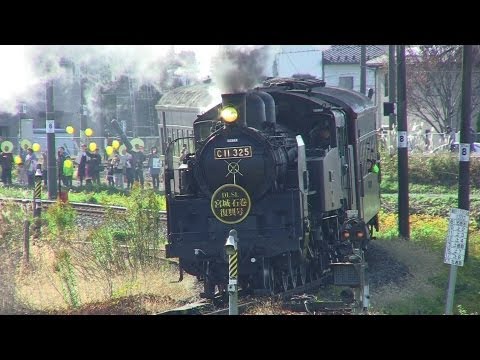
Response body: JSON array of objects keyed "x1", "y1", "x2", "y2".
[
  {"x1": 54, "y1": 249, "x2": 81, "y2": 308},
  {"x1": 43, "y1": 200, "x2": 76, "y2": 240}
]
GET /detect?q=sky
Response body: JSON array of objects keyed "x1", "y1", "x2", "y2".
[{"x1": 274, "y1": 45, "x2": 330, "y2": 78}]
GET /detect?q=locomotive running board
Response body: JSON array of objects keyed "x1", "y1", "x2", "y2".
[
  {"x1": 296, "y1": 135, "x2": 309, "y2": 222},
  {"x1": 296, "y1": 135, "x2": 310, "y2": 248}
]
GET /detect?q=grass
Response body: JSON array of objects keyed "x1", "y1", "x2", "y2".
[
  {"x1": 0, "y1": 183, "x2": 166, "y2": 210},
  {"x1": 372, "y1": 208, "x2": 480, "y2": 314},
  {"x1": 15, "y1": 243, "x2": 198, "y2": 314}
]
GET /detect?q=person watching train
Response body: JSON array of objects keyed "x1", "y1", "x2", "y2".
[
  {"x1": 63, "y1": 155, "x2": 74, "y2": 188},
  {"x1": 112, "y1": 152, "x2": 125, "y2": 189},
  {"x1": 0, "y1": 145, "x2": 14, "y2": 185},
  {"x1": 148, "y1": 146, "x2": 162, "y2": 191},
  {"x1": 57, "y1": 146, "x2": 67, "y2": 186},
  {"x1": 123, "y1": 148, "x2": 135, "y2": 189},
  {"x1": 128, "y1": 144, "x2": 146, "y2": 189},
  {"x1": 24, "y1": 148, "x2": 37, "y2": 188}
]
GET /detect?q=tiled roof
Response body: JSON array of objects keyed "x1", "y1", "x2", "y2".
[
  {"x1": 322, "y1": 45, "x2": 388, "y2": 64},
  {"x1": 156, "y1": 82, "x2": 220, "y2": 110}
]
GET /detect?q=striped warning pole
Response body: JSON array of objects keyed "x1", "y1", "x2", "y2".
[
  {"x1": 225, "y1": 229, "x2": 239, "y2": 315},
  {"x1": 33, "y1": 165, "x2": 43, "y2": 239}
]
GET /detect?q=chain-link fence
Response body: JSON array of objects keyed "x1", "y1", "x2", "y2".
[{"x1": 379, "y1": 131, "x2": 480, "y2": 155}]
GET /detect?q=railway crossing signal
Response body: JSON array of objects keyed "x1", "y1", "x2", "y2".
[
  {"x1": 225, "y1": 229, "x2": 239, "y2": 315},
  {"x1": 33, "y1": 165, "x2": 43, "y2": 239}
]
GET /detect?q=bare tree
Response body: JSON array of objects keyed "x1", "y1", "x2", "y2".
[{"x1": 406, "y1": 45, "x2": 480, "y2": 133}]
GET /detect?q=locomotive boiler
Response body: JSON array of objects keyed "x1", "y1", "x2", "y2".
[{"x1": 164, "y1": 78, "x2": 380, "y2": 308}]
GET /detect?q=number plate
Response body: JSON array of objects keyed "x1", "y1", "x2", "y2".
[{"x1": 214, "y1": 146, "x2": 252, "y2": 160}]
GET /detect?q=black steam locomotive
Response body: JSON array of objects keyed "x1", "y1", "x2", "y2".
[{"x1": 164, "y1": 78, "x2": 380, "y2": 308}]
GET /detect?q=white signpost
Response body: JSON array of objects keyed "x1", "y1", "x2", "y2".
[
  {"x1": 444, "y1": 208, "x2": 469, "y2": 314},
  {"x1": 46, "y1": 120, "x2": 55, "y2": 134},
  {"x1": 444, "y1": 208, "x2": 469, "y2": 266}
]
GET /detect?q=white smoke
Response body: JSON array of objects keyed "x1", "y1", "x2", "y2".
[
  {"x1": 0, "y1": 46, "x2": 38, "y2": 113},
  {"x1": 0, "y1": 45, "x2": 279, "y2": 118},
  {"x1": 0, "y1": 45, "x2": 220, "y2": 117}
]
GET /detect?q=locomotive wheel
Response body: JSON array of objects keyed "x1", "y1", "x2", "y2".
[
  {"x1": 262, "y1": 258, "x2": 275, "y2": 295},
  {"x1": 203, "y1": 278, "x2": 216, "y2": 299},
  {"x1": 288, "y1": 254, "x2": 297, "y2": 289},
  {"x1": 290, "y1": 268, "x2": 298, "y2": 289},
  {"x1": 281, "y1": 271, "x2": 289, "y2": 292},
  {"x1": 299, "y1": 263, "x2": 307, "y2": 285},
  {"x1": 269, "y1": 268, "x2": 276, "y2": 294},
  {"x1": 309, "y1": 265, "x2": 318, "y2": 281}
]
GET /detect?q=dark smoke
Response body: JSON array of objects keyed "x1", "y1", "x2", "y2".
[{"x1": 211, "y1": 46, "x2": 275, "y2": 93}]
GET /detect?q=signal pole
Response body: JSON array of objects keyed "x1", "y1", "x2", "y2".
[
  {"x1": 46, "y1": 80, "x2": 57, "y2": 200},
  {"x1": 458, "y1": 45, "x2": 472, "y2": 256},
  {"x1": 360, "y1": 46, "x2": 367, "y2": 95},
  {"x1": 445, "y1": 46, "x2": 472, "y2": 315},
  {"x1": 396, "y1": 45, "x2": 409, "y2": 240},
  {"x1": 388, "y1": 46, "x2": 396, "y2": 131}
]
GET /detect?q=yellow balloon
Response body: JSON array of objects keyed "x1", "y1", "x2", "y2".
[
  {"x1": 32, "y1": 143, "x2": 41, "y2": 152},
  {"x1": 112, "y1": 140, "x2": 120, "y2": 149},
  {"x1": 14, "y1": 155, "x2": 22, "y2": 165},
  {"x1": 85, "y1": 128, "x2": 93, "y2": 137},
  {"x1": 20, "y1": 139, "x2": 32, "y2": 149},
  {"x1": 66, "y1": 126, "x2": 74, "y2": 135},
  {"x1": 64, "y1": 159, "x2": 73, "y2": 168},
  {"x1": 89, "y1": 142, "x2": 97, "y2": 152},
  {"x1": 106, "y1": 146, "x2": 113, "y2": 156},
  {"x1": 130, "y1": 137, "x2": 144, "y2": 148}
]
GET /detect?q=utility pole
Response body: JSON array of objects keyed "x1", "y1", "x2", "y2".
[
  {"x1": 388, "y1": 45, "x2": 396, "y2": 130},
  {"x1": 444, "y1": 46, "x2": 473, "y2": 315},
  {"x1": 46, "y1": 80, "x2": 57, "y2": 200},
  {"x1": 80, "y1": 77, "x2": 87, "y2": 131},
  {"x1": 360, "y1": 45, "x2": 367, "y2": 95},
  {"x1": 396, "y1": 45, "x2": 409, "y2": 240},
  {"x1": 162, "y1": 111, "x2": 168, "y2": 155},
  {"x1": 458, "y1": 45, "x2": 472, "y2": 254},
  {"x1": 19, "y1": 102, "x2": 27, "y2": 140},
  {"x1": 272, "y1": 54, "x2": 279, "y2": 77}
]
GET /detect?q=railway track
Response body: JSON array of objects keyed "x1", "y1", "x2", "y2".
[
  {"x1": 0, "y1": 197, "x2": 167, "y2": 220},
  {"x1": 157, "y1": 275, "x2": 358, "y2": 315}
]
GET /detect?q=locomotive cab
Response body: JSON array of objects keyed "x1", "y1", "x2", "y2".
[{"x1": 164, "y1": 137, "x2": 196, "y2": 196}]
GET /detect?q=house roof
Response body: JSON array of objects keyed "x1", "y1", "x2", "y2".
[
  {"x1": 366, "y1": 54, "x2": 388, "y2": 67},
  {"x1": 156, "y1": 82, "x2": 220, "y2": 112},
  {"x1": 322, "y1": 45, "x2": 388, "y2": 64}
]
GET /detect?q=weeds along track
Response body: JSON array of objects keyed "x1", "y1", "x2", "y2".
[
  {"x1": 0, "y1": 196, "x2": 174, "y2": 267},
  {"x1": 0, "y1": 197, "x2": 167, "y2": 220}
]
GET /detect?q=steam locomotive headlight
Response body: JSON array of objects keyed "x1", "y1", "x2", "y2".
[
  {"x1": 220, "y1": 106, "x2": 238, "y2": 123},
  {"x1": 342, "y1": 231, "x2": 350, "y2": 240},
  {"x1": 356, "y1": 231, "x2": 365, "y2": 238}
]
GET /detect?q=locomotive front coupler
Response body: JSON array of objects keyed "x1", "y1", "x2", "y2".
[{"x1": 194, "y1": 248, "x2": 208, "y2": 259}]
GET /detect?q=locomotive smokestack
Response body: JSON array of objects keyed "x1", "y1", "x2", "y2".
[
  {"x1": 255, "y1": 91, "x2": 276, "y2": 125},
  {"x1": 246, "y1": 92, "x2": 266, "y2": 128},
  {"x1": 221, "y1": 93, "x2": 247, "y2": 127}
]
